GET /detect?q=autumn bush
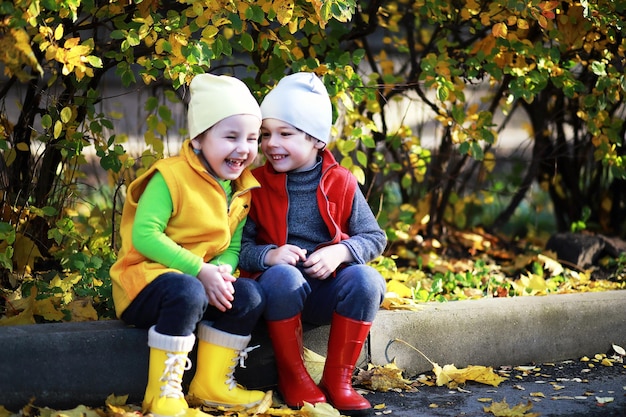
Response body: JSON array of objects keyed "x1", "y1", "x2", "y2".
[{"x1": 1, "y1": 0, "x2": 625, "y2": 323}]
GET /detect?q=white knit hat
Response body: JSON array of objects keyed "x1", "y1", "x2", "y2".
[
  {"x1": 187, "y1": 74, "x2": 262, "y2": 140},
  {"x1": 260, "y1": 72, "x2": 332, "y2": 143}
]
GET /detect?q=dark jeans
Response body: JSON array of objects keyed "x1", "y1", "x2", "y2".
[
  {"x1": 121, "y1": 272, "x2": 266, "y2": 337},
  {"x1": 257, "y1": 263, "x2": 386, "y2": 324}
]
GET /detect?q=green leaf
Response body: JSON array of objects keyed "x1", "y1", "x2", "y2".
[{"x1": 239, "y1": 32, "x2": 254, "y2": 51}]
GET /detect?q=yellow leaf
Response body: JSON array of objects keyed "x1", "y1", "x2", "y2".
[
  {"x1": 13, "y1": 234, "x2": 43, "y2": 274},
  {"x1": 16, "y1": 142, "x2": 29, "y2": 151},
  {"x1": 371, "y1": 362, "x2": 413, "y2": 391},
  {"x1": 304, "y1": 347, "x2": 326, "y2": 384},
  {"x1": 34, "y1": 297, "x2": 65, "y2": 321},
  {"x1": 0, "y1": 406, "x2": 13, "y2": 417},
  {"x1": 601, "y1": 358, "x2": 613, "y2": 367},
  {"x1": 386, "y1": 280, "x2": 413, "y2": 298},
  {"x1": 537, "y1": 253, "x2": 563, "y2": 276},
  {"x1": 301, "y1": 401, "x2": 341, "y2": 416},
  {"x1": 54, "y1": 24, "x2": 64, "y2": 40},
  {"x1": 50, "y1": 405, "x2": 103, "y2": 417},
  {"x1": 492, "y1": 22, "x2": 508, "y2": 38},
  {"x1": 68, "y1": 298, "x2": 99, "y2": 321},
  {"x1": 60, "y1": 106, "x2": 73, "y2": 123},
  {"x1": 243, "y1": 389, "x2": 273, "y2": 415},
  {"x1": 274, "y1": 0, "x2": 294, "y2": 25},
  {"x1": 105, "y1": 393, "x2": 130, "y2": 406},
  {"x1": 484, "y1": 399, "x2": 540, "y2": 417},
  {"x1": 381, "y1": 292, "x2": 422, "y2": 311},
  {"x1": 0, "y1": 303, "x2": 36, "y2": 326},
  {"x1": 434, "y1": 363, "x2": 507, "y2": 387},
  {"x1": 54, "y1": 119, "x2": 63, "y2": 138}
]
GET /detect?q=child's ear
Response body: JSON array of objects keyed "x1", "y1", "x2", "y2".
[
  {"x1": 191, "y1": 138, "x2": 201, "y2": 150},
  {"x1": 314, "y1": 140, "x2": 326, "y2": 150}
]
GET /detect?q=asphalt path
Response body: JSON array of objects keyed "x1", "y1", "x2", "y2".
[{"x1": 361, "y1": 357, "x2": 626, "y2": 417}]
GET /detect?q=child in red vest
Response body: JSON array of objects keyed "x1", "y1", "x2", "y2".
[
  {"x1": 239, "y1": 72, "x2": 387, "y2": 414},
  {"x1": 110, "y1": 74, "x2": 267, "y2": 416}
]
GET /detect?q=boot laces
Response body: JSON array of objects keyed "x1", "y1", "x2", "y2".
[
  {"x1": 225, "y1": 344, "x2": 259, "y2": 390},
  {"x1": 160, "y1": 352, "x2": 192, "y2": 398}
]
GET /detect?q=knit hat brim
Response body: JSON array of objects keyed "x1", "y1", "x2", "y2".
[{"x1": 188, "y1": 74, "x2": 262, "y2": 140}]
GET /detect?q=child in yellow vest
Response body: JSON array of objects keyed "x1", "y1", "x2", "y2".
[{"x1": 110, "y1": 74, "x2": 266, "y2": 416}]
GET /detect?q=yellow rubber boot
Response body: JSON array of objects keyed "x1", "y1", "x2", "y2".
[
  {"x1": 143, "y1": 326, "x2": 196, "y2": 417},
  {"x1": 188, "y1": 322, "x2": 266, "y2": 408}
]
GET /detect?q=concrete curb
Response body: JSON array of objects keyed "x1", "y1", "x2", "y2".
[
  {"x1": 1, "y1": 291, "x2": 624, "y2": 410},
  {"x1": 376, "y1": 290, "x2": 626, "y2": 375}
]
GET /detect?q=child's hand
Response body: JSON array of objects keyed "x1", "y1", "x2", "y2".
[
  {"x1": 265, "y1": 244, "x2": 307, "y2": 266},
  {"x1": 303, "y1": 244, "x2": 354, "y2": 280},
  {"x1": 197, "y1": 263, "x2": 236, "y2": 312}
]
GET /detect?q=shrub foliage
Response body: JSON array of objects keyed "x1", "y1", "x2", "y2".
[{"x1": 0, "y1": 0, "x2": 625, "y2": 321}]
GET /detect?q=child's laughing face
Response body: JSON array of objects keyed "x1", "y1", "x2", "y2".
[
  {"x1": 260, "y1": 118, "x2": 325, "y2": 172},
  {"x1": 193, "y1": 114, "x2": 260, "y2": 180}
]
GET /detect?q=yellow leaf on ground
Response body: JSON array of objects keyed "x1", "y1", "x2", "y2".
[
  {"x1": 301, "y1": 401, "x2": 341, "y2": 416},
  {"x1": 356, "y1": 361, "x2": 413, "y2": 392},
  {"x1": 48, "y1": 405, "x2": 101, "y2": 417},
  {"x1": 483, "y1": 399, "x2": 540, "y2": 417},
  {"x1": 244, "y1": 390, "x2": 273, "y2": 415},
  {"x1": 381, "y1": 291, "x2": 422, "y2": 311},
  {"x1": 434, "y1": 363, "x2": 507, "y2": 387}
]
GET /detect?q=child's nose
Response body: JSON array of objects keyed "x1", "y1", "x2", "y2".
[{"x1": 265, "y1": 133, "x2": 277, "y2": 146}]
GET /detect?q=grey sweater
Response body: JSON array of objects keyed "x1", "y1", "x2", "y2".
[{"x1": 239, "y1": 159, "x2": 387, "y2": 273}]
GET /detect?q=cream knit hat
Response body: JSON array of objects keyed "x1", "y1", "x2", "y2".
[
  {"x1": 187, "y1": 74, "x2": 262, "y2": 140},
  {"x1": 260, "y1": 72, "x2": 332, "y2": 143}
]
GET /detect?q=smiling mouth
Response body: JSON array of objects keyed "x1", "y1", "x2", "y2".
[
  {"x1": 269, "y1": 155, "x2": 287, "y2": 160},
  {"x1": 226, "y1": 158, "x2": 245, "y2": 168}
]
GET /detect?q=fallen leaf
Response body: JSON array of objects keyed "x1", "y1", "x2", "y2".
[
  {"x1": 356, "y1": 361, "x2": 413, "y2": 392},
  {"x1": 301, "y1": 401, "x2": 341, "y2": 416},
  {"x1": 483, "y1": 399, "x2": 540, "y2": 417},
  {"x1": 245, "y1": 390, "x2": 273, "y2": 414},
  {"x1": 434, "y1": 363, "x2": 507, "y2": 388},
  {"x1": 68, "y1": 298, "x2": 99, "y2": 321},
  {"x1": 595, "y1": 396, "x2": 614, "y2": 404},
  {"x1": 48, "y1": 405, "x2": 101, "y2": 417},
  {"x1": 601, "y1": 358, "x2": 613, "y2": 367},
  {"x1": 304, "y1": 347, "x2": 326, "y2": 384}
]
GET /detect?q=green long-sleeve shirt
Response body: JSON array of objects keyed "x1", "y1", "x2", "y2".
[{"x1": 132, "y1": 171, "x2": 245, "y2": 276}]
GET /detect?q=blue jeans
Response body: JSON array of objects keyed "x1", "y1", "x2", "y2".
[
  {"x1": 121, "y1": 272, "x2": 266, "y2": 337},
  {"x1": 257, "y1": 264, "x2": 385, "y2": 324}
]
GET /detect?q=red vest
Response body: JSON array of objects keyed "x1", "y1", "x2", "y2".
[{"x1": 249, "y1": 150, "x2": 357, "y2": 248}]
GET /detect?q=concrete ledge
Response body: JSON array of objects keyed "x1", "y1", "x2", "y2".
[
  {"x1": 1, "y1": 291, "x2": 624, "y2": 410},
  {"x1": 0, "y1": 319, "x2": 331, "y2": 410},
  {"x1": 377, "y1": 291, "x2": 626, "y2": 375}
]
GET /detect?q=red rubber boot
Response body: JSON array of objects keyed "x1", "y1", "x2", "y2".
[
  {"x1": 319, "y1": 313, "x2": 372, "y2": 414},
  {"x1": 266, "y1": 314, "x2": 327, "y2": 407}
]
